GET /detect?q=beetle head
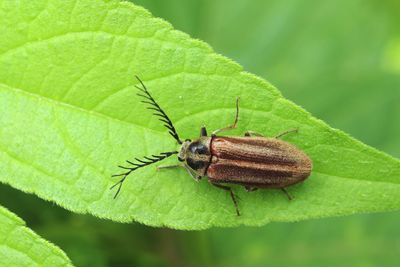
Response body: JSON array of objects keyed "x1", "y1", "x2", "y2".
[{"x1": 178, "y1": 137, "x2": 212, "y2": 176}]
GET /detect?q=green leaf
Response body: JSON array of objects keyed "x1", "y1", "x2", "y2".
[
  {"x1": 0, "y1": 205, "x2": 72, "y2": 266},
  {"x1": 0, "y1": 0, "x2": 399, "y2": 230}
]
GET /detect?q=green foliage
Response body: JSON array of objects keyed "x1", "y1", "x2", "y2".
[
  {"x1": 0, "y1": 205, "x2": 71, "y2": 266},
  {"x1": 0, "y1": 0, "x2": 400, "y2": 232},
  {"x1": 0, "y1": 0, "x2": 399, "y2": 266}
]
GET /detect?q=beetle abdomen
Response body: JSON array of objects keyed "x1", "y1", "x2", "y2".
[{"x1": 207, "y1": 136, "x2": 312, "y2": 188}]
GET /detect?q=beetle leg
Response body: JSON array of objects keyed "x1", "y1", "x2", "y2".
[
  {"x1": 184, "y1": 166, "x2": 202, "y2": 181},
  {"x1": 200, "y1": 126, "x2": 208, "y2": 137},
  {"x1": 244, "y1": 130, "x2": 264, "y2": 137},
  {"x1": 193, "y1": 174, "x2": 202, "y2": 181},
  {"x1": 211, "y1": 97, "x2": 240, "y2": 136},
  {"x1": 156, "y1": 164, "x2": 184, "y2": 170},
  {"x1": 158, "y1": 164, "x2": 202, "y2": 181},
  {"x1": 211, "y1": 182, "x2": 240, "y2": 216},
  {"x1": 275, "y1": 128, "x2": 299, "y2": 139},
  {"x1": 281, "y1": 188, "x2": 293, "y2": 201},
  {"x1": 244, "y1": 186, "x2": 258, "y2": 192}
]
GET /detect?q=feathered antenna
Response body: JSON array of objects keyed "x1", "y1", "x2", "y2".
[
  {"x1": 135, "y1": 75, "x2": 182, "y2": 144},
  {"x1": 111, "y1": 151, "x2": 178, "y2": 198},
  {"x1": 111, "y1": 76, "x2": 182, "y2": 198}
]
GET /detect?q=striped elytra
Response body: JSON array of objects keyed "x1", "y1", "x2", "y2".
[{"x1": 207, "y1": 136, "x2": 312, "y2": 188}]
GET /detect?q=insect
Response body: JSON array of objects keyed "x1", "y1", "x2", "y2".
[{"x1": 111, "y1": 76, "x2": 312, "y2": 216}]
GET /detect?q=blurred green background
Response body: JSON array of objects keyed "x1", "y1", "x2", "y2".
[{"x1": 1, "y1": 0, "x2": 400, "y2": 266}]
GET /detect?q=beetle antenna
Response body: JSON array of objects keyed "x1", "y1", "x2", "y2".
[
  {"x1": 111, "y1": 151, "x2": 178, "y2": 198},
  {"x1": 135, "y1": 76, "x2": 182, "y2": 144}
]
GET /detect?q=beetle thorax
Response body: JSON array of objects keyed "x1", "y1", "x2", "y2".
[{"x1": 178, "y1": 137, "x2": 212, "y2": 176}]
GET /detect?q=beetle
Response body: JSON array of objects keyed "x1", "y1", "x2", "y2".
[{"x1": 111, "y1": 76, "x2": 312, "y2": 216}]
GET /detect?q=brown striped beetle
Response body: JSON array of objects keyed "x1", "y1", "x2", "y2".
[{"x1": 111, "y1": 76, "x2": 312, "y2": 216}]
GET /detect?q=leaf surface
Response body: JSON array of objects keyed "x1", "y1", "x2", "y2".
[
  {"x1": 0, "y1": 205, "x2": 71, "y2": 266},
  {"x1": 0, "y1": 0, "x2": 399, "y2": 229}
]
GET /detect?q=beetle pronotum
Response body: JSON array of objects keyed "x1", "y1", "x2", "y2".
[{"x1": 111, "y1": 76, "x2": 312, "y2": 216}]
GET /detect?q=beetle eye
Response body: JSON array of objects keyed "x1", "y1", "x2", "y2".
[
  {"x1": 189, "y1": 142, "x2": 208, "y2": 155},
  {"x1": 186, "y1": 158, "x2": 206, "y2": 170}
]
